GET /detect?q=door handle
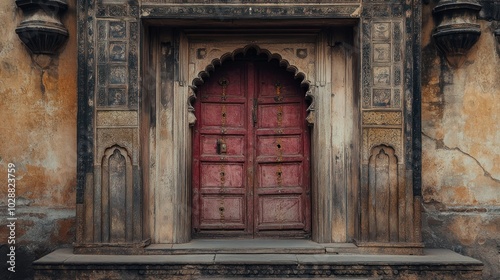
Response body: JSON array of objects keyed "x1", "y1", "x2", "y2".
[{"x1": 217, "y1": 139, "x2": 227, "y2": 154}]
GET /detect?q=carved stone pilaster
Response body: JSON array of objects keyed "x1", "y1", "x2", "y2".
[
  {"x1": 432, "y1": 0, "x2": 482, "y2": 67},
  {"x1": 15, "y1": 0, "x2": 69, "y2": 55}
]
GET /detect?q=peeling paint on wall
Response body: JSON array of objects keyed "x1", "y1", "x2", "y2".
[
  {"x1": 422, "y1": 2, "x2": 500, "y2": 278},
  {"x1": 0, "y1": 0, "x2": 77, "y2": 278}
]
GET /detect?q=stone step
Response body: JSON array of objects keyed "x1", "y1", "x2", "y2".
[{"x1": 34, "y1": 248, "x2": 483, "y2": 279}]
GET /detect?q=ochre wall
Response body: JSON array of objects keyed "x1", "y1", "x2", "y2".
[
  {"x1": 0, "y1": 0, "x2": 498, "y2": 279},
  {"x1": 421, "y1": 3, "x2": 500, "y2": 279},
  {"x1": 0, "y1": 0, "x2": 77, "y2": 278}
]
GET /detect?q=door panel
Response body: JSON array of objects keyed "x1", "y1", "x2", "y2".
[
  {"x1": 201, "y1": 196, "x2": 246, "y2": 228},
  {"x1": 258, "y1": 103, "x2": 303, "y2": 128},
  {"x1": 256, "y1": 135, "x2": 303, "y2": 157},
  {"x1": 200, "y1": 163, "x2": 245, "y2": 188},
  {"x1": 258, "y1": 163, "x2": 303, "y2": 188},
  {"x1": 201, "y1": 103, "x2": 246, "y2": 128},
  {"x1": 258, "y1": 196, "x2": 304, "y2": 226},
  {"x1": 201, "y1": 135, "x2": 245, "y2": 157},
  {"x1": 193, "y1": 57, "x2": 310, "y2": 238}
]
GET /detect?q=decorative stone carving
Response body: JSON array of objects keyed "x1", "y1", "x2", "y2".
[
  {"x1": 190, "y1": 44, "x2": 312, "y2": 90},
  {"x1": 188, "y1": 86, "x2": 197, "y2": 126},
  {"x1": 104, "y1": 148, "x2": 129, "y2": 243},
  {"x1": 432, "y1": 0, "x2": 482, "y2": 68},
  {"x1": 365, "y1": 146, "x2": 399, "y2": 243},
  {"x1": 189, "y1": 45, "x2": 312, "y2": 125},
  {"x1": 362, "y1": 111, "x2": 402, "y2": 126},
  {"x1": 305, "y1": 88, "x2": 315, "y2": 126},
  {"x1": 15, "y1": 0, "x2": 69, "y2": 55},
  {"x1": 357, "y1": 145, "x2": 423, "y2": 254}
]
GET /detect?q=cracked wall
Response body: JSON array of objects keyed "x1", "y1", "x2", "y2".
[
  {"x1": 421, "y1": 2, "x2": 500, "y2": 279},
  {"x1": 0, "y1": 0, "x2": 77, "y2": 278}
]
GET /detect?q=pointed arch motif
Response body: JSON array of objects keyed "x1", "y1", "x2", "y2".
[
  {"x1": 187, "y1": 45, "x2": 315, "y2": 126},
  {"x1": 101, "y1": 145, "x2": 133, "y2": 243}
]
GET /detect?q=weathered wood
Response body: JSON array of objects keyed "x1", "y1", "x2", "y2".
[
  {"x1": 192, "y1": 55, "x2": 310, "y2": 237},
  {"x1": 374, "y1": 148, "x2": 389, "y2": 242},
  {"x1": 83, "y1": 173, "x2": 94, "y2": 243},
  {"x1": 312, "y1": 32, "x2": 333, "y2": 243},
  {"x1": 133, "y1": 166, "x2": 142, "y2": 241},
  {"x1": 397, "y1": 164, "x2": 406, "y2": 242},
  {"x1": 360, "y1": 165, "x2": 369, "y2": 242},
  {"x1": 109, "y1": 149, "x2": 126, "y2": 242},
  {"x1": 389, "y1": 152, "x2": 398, "y2": 242},
  {"x1": 155, "y1": 36, "x2": 176, "y2": 242},
  {"x1": 331, "y1": 43, "x2": 347, "y2": 242},
  {"x1": 94, "y1": 166, "x2": 102, "y2": 242},
  {"x1": 344, "y1": 34, "x2": 358, "y2": 242},
  {"x1": 368, "y1": 156, "x2": 376, "y2": 241}
]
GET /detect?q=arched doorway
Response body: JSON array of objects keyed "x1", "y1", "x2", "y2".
[{"x1": 192, "y1": 49, "x2": 311, "y2": 238}]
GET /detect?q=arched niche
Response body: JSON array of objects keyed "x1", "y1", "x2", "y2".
[{"x1": 101, "y1": 145, "x2": 134, "y2": 243}]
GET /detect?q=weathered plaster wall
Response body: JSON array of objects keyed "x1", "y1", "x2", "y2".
[
  {"x1": 0, "y1": 0, "x2": 77, "y2": 278},
  {"x1": 421, "y1": 3, "x2": 500, "y2": 279}
]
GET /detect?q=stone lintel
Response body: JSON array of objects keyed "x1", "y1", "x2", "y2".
[{"x1": 140, "y1": 5, "x2": 362, "y2": 19}]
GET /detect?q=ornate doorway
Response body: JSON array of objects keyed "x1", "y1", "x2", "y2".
[{"x1": 192, "y1": 50, "x2": 311, "y2": 238}]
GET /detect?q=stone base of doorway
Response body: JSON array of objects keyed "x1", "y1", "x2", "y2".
[{"x1": 33, "y1": 248, "x2": 483, "y2": 279}]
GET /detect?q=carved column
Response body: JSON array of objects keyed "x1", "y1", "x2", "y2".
[
  {"x1": 355, "y1": 0, "x2": 424, "y2": 254},
  {"x1": 74, "y1": 0, "x2": 148, "y2": 254}
]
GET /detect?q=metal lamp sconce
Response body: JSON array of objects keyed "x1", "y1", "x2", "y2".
[
  {"x1": 15, "y1": 0, "x2": 69, "y2": 55},
  {"x1": 432, "y1": 0, "x2": 482, "y2": 68}
]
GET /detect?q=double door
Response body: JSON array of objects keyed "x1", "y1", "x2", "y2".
[{"x1": 192, "y1": 57, "x2": 310, "y2": 237}]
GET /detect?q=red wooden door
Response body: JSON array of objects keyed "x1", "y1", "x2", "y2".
[{"x1": 192, "y1": 54, "x2": 310, "y2": 238}]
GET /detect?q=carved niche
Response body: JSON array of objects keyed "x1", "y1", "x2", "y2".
[
  {"x1": 364, "y1": 146, "x2": 401, "y2": 242},
  {"x1": 101, "y1": 146, "x2": 132, "y2": 243}
]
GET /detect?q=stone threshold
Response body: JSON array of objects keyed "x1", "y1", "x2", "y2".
[
  {"x1": 33, "y1": 247, "x2": 483, "y2": 279},
  {"x1": 145, "y1": 239, "x2": 328, "y2": 254}
]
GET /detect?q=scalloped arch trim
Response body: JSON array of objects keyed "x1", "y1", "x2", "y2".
[{"x1": 190, "y1": 45, "x2": 311, "y2": 90}]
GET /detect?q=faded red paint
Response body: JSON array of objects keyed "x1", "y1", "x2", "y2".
[{"x1": 192, "y1": 55, "x2": 310, "y2": 237}]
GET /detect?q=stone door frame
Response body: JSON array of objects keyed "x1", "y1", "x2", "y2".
[
  {"x1": 75, "y1": 1, "x2": 423, "y2": 254},
  {"x1": 144, "y1": 26, "x2": 359, "y2": 244}
]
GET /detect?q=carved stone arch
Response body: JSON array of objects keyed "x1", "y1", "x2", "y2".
[
  {"x1": 101, "y1": 145, "x2": 133, "y2": 243},
  {"x1": 187, "y1": 45, "x2": 314, "y2": 125},
  {"x1": 361, "y1": 144, "x2": 404, "y2": 243}
]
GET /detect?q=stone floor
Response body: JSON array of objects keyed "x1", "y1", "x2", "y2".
[{"x1": 33, "y1": 240, "x2": 483, "y2": 279}]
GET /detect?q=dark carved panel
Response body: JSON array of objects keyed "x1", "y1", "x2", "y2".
[
  {"x1": 140, "y1": 4, "x2": 360, "y2": 18},
  {"x1": 77, "y1": 0, "x2": 96, "y2": 204},
  {"x1": 95, "y1": 19, "x2": 139, "y2": 109},
  {"x1": 361, "y1": 20, "x2": 404, "y2": 109},
  {"x1": 98, "y1": 0, "x2": 139, "y2": 18}
]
